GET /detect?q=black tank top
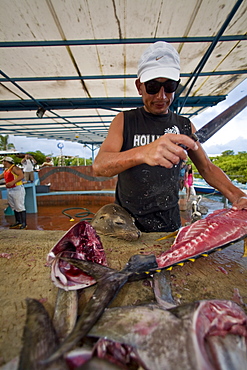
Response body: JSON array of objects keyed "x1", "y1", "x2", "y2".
[{"x1": 115, "y1": 107, "x2": 191, "y2": 231}]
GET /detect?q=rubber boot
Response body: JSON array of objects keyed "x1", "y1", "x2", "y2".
[
  {"x1": 19, "y1": 211, "x2": 27, "y2": 229},
  {"x1": 9, "y1": 211, "x2": 22, "y2": 229}
]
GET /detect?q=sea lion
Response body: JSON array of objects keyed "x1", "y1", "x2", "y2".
[{"x1": 91, "y1": 203, "x2": 141, "y2": 241}]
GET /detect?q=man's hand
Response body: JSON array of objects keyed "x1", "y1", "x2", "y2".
[
  {"x1": 141, "y1": 133, "x2": 198, "y2": 168},
  {"x1": 232, "y1": 196, "x2": 247, "y2": 210}
]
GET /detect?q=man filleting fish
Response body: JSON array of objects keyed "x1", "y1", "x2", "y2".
[{"x1": 92, "y1": 41, "x2": 247, "y2": 233}]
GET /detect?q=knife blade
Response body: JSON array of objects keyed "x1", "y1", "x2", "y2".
[{"x1": 191, "y1": 94, "x2": 247, "y2": 144}]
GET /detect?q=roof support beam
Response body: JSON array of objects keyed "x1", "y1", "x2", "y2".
[
  {"x1": 0, "y1": 35, "x2": 246, "y2": 48},
  {"x1": 0, "y1": 70, "x2": 246, "y2": 83},
  {"x1": 0, "y1": 96, "x2": 226, "y2": 112},
  {"x1": 0, "y1": 115, "x2": 116, "y2": 120}
]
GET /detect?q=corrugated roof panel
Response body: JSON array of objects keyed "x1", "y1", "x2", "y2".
[{"x1": 0, "y1": 0, "x2": 246, "y2": 144}]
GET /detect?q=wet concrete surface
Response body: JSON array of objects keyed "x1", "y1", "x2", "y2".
[
  {"x1": 0, "y1": 200, "x2": 100, "y2": 231},
  {"x1": 0, "y1": 195, "x2": 221, "y2": 231}
]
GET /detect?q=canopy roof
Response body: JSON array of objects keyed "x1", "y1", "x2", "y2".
[{"x1": 0, "y1": 0, "x2": 246, "y2": 146}]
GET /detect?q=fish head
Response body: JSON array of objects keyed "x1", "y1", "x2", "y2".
[{"x1": 47, "y1": 221, "x2": 107, "y2": 290}]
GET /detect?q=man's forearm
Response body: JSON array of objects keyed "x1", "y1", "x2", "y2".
[
  {"x1": 199, "y1": 165, "x2": 245, "y2": 203},
  {"x1": 93, "y1": 148, "x2": 143, "y2": 177}
]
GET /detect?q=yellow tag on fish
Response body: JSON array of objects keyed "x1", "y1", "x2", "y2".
[
  {"x1": 243, "y1": 238, "x2": 247, "y2": 257},
  {"x1": 156, "y1": 230, "x2": 178, "y2": 241}
]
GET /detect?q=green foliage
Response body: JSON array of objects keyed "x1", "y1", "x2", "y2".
[
  {"x1": 221, "y1": 149, "x2": 235, "y2": 156},
  {"x1": 52, "y1": 156, "x2": 92, "y2": 167},
  {"x1": 53, "y1": 157, "x2": 59, "y2": 166},
  {"x1": 85, "y1": 158, "x2": 93, "y2": 166},
  {"x1": 210, "y1": 151, "x2": 247, "y2": 183},
  {"x1": 187, "y1": 150, "x2": 247, "y2": 184},
  {"x1": 13, "y1": 151, "x2": 47, "y2": 166},
  {"x1": 0, "y1": 138, "x2": 92, "y2": 168},
  {"x1": 26, "y1": 151, "x2": 47, "y2": 165},
  {"x1": 0, "y1": 134, "x2": 15, "y2": 150}
]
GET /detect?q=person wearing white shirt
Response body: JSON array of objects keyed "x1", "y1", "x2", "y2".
[{"x1": 21, "y1": 154, "x2": 37, "y2": 182}]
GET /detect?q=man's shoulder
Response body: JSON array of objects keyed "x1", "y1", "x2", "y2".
[
  {"x1": 124, "y1": 107, "x2": 142, "y2": 116},
  {"x1": 170, "y1": 111, "x2": 191, "y2": 131},
  {"x1": 171, "y1": 111, "x2": 190, "y2": 122}
]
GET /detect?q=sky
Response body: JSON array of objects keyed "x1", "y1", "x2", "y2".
[
  {"x1": 192, "y1": 78, "x2": 247, "y2": 156},
  {"x1": 9, "y1": 78, "x2": 247, "y2": 158}
]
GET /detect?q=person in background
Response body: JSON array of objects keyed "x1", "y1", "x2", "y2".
[
  {"x1": 40, "y1": 157, "x2": 54, "y2": 168},
  {"x1": 93, "y1": 41, "x2": 247, "y2": 233},
  {"x1": 179, "y1": 161, "x2": 187, "y2": 191},
  {"x1": 184, "y1": 164, "x2": 194, "y2": 201},
  {"x1": 21, "y1": 154, "x2": 37, "y2": 182},
  {"x1": 0, "y1": 157, "x2": 27, "y2": 229}
]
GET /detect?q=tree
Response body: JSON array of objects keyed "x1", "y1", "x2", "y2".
[
  {"x1": 221, "y1": 149, "x2": 234, "y2": 156},
  {"x1": 197, "y1": 151, "x2": 247, "y2": 184},
  {"x1": 0, "y1": 134, "x2": 15, "y2": 150},
  {"x1": 27, "y1": 151, "x2": 47, "y2": 165}
]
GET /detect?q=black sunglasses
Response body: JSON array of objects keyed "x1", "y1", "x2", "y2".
[{"x1": 144, "y1": 79, "x2": 180, "y2": 95}]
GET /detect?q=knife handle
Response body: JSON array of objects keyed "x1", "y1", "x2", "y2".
[
  {"x1": 178, "y1": 133, "x2": 199, "y2": 150},
  {"x1": 190, "y1": 133, "x2": 199, "y2": 142}
]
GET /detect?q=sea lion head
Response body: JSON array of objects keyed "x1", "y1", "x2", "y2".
[{"x1": 91, "y1": 203, "x2": 141, "y2": 241}]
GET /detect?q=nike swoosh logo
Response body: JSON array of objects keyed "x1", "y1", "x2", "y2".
[{"x1": 156, "y1": 56, "x2": 164, "y2": 61}]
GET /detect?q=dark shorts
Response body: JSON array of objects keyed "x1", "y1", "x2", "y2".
[{"x1": 133, "y1": 205, "x2": 181, "y2": 233}]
